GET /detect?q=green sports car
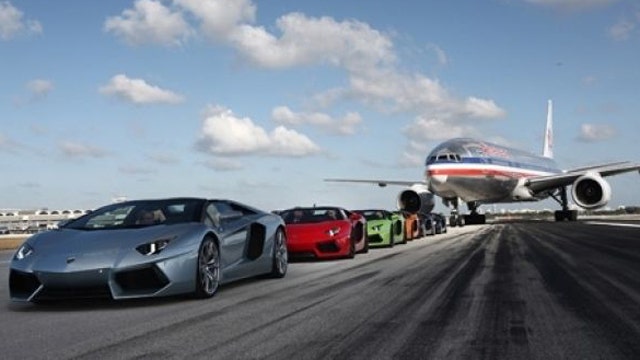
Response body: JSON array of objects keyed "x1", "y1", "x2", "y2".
[{"x1": 353, "y1": 209, "x2": 405, "y2": 248}]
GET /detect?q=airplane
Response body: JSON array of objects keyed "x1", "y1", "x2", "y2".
[{"x1": 326, "y1": 100, "x2": 640, "y2": 226}]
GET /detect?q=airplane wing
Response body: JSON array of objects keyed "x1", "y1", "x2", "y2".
[
  {"x1": 525, "y1": 161, "x2": 640, "y2": 193},
  {"x1": 324, "y1": 178, "x2": 425, "y2": 187}
]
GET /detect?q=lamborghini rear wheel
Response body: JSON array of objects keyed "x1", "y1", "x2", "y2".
[{"x1": 195, "y1": 236, "x2": 220, "y2": 299}]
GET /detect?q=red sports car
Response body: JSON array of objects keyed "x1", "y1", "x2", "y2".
[{"x1": 280, "y1": 207, "x2": 368, "y2": 259}]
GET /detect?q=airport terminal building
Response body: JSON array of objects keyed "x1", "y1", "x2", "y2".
[{"x1": 0, "y1": 209, "x2": 90, "y2": 234}]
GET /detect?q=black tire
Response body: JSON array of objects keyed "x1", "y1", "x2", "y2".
[
  {"x1": 347, "y1": 239, "x2": 356, "y2": 258},
  {"x1": 388, "y1": 226, "x2": 395, "y2": 248},
  {"x1": 360, "y1": 227, "x2": 369, "y2": 254},
  {"x1": 270, "y1": 228, "x2": 288, "y2": 278},
  {"x1": 399, "y1": 222, "x2": 408, "y2": 244},
  {"x1": 194, "y1": 236, "x2": 220, "y2": 299}
]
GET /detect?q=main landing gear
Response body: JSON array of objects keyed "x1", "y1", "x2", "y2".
[
  {"x1": 551, "y1": 187, "x2": 578, "y2": 221},
  {"x1": 445, "y1": 198, "x2": 464, "y2": 227},
  {"x1": 463, "y1": 201, "x2": 486, "y2": 225},
  {"x1": 449, "y1": 209, "x2": 464, "y2": 227},
  {"x1": 445, "y1": 199, "x2": 487, "y2": 227}
]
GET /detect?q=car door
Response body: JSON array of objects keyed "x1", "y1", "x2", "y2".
[{"x1": 204, "y1": 202, "x2": 249, "y2": 280}]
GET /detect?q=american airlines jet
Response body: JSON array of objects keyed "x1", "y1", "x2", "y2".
[{"x1": 327, "y1": 101, "x2": 640, "y2": 226}]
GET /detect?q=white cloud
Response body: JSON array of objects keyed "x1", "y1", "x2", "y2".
[
  {"x1": 427, "y1": 43, "x2": 448, "y2": 66},
  {"x1": 0, "y1": 2, "x2": 42, "y2": 40},
  {"x1": 608, "y1": 18, "x2": 636, "y2": 41},
  {"x1": 234, "y1": 13, "x2": 395, "y2": 70},
  {"x1": 463, "y1": 97, "x2": 506, "y2": 119},
  {"x1": 309, "y1": 88, "x2": 346, "y2": 109},
  {"x1": 525, "y1": 0, "x2": 618, "y2": 11},
  {"x1": 59, "y1": 141, "x2": 109, "y2": 158},
  {"x1": 347, "y1": 68, "x2": 506, "y2": 120},
  {"x1": 104, "y1": 0, "x2": 192, "y2": 46},
  {"x1": 577, "y1": 123, "x2": 616, "y2": 142},
  {"x1": 399, "y1": 140, "x2": 429, "y2": 168},
  {"x1": 403, "y1": 116, "x2": 477, "y2": 142},
  {"x1": 271, "y1": 106, "x2": 362, "y2": 135},
  {"x1": 26, "y1": 79, "x2": 53, "y2": 97},
  {"x1": 99, "y1": 74, "x2": 184, "y2": 105},
  {"x1": 196, "y1": 105, "x2": 321, "y2": 157},
  {"x1": 177, "y1": 2, "x2": 395, "y2": 71},
  {"x1": 175, "y1": 0, "x2": 256, "y2": 40},
  {"x1": 348, "y1": 69, "x2": 448, "y2": 112}
]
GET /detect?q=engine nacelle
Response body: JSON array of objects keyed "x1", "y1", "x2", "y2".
[
  {"x1": 571, "y1": 173, "x2": 611, "y2": 209},
  {"x1": 397, "y1": 184, "x2": 435, "y2": 214}
]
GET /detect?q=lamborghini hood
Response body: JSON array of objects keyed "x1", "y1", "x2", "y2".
[
  {"x1": 15, "y1": 224, "x2": 196, "y2": 272},
  {"x1": 285, "y1": 221, "x2": 350, "y2": 242}
]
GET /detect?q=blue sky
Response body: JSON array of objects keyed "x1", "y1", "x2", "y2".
[{"x1": 1, "y1": 0, "x2": 639, "y2": 213}]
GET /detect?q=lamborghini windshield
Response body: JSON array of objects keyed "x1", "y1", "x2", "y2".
[
  {"x1": 63, "y1": 198, "x2": 205, "y2": 230},
  {"x1": 355, "y1": 210, "x2": 387, "y2": 221},
  {"x1": 280, "y1": 207, "x2": 345, "y2": 224}
]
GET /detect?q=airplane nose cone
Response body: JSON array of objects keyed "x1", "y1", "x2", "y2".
[{"x1": 430, "y1": 174, "x2": 448, "y2": 185}]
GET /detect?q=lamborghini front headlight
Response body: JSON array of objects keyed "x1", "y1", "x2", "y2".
[
  {"x1": 326, "y1": 227, "x2": 341, "y2": 237},
  {"x1": 14, "y1": 243, "x2": 34, "y2": 260},
  {"x1": 136, "y1": 238, "x2": 173, "y2": 256}
]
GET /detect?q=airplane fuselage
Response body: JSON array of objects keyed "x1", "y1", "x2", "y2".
[{"x1": 425, "y1": 138, "x2": 562, "y2": 204}]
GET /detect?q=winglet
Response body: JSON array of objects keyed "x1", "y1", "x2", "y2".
[{"x1": 542, "y1": 99, "x2": 553, "y2": 159}]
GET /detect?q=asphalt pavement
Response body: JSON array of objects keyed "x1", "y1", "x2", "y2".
[{"x1": 2, "y1": 220, "x2": 640, "y2": 359}]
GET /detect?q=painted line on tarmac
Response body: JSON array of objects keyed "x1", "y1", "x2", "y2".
[{"x1": 585, "y1": 221, "x2": 640, "y2": 229}]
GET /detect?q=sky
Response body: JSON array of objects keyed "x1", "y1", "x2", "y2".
[{"x1": 1, "y1": 0, "x2": 639, "y2": 213}]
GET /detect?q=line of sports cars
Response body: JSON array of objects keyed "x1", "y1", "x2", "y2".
[{"x1": 8, "y1": 197, "x2": 447, "y2": 303}]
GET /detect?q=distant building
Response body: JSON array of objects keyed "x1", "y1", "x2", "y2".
[{"x1": 0, "y1": 208, "x2": 90, "y2": 234}]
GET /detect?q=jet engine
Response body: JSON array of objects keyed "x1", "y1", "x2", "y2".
[
  {"x1": 571, "y1": 173, "x2": 611, "y2": 209},
  {"x1": 397, "y1": 184, "x2": 435, "y2": 214}
]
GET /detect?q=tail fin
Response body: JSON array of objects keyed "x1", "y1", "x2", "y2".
[{"x1": 542, "y1": 99, "x2": 553, "y2": 158}]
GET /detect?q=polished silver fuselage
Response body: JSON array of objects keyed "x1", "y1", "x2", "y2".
[{"x1": 425, "y1": 138, "x2": 562, "y2": 204}]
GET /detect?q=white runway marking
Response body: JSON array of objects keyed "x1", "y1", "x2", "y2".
[{"x1": 585, "y1": 221, "x2": 640, "y2": 228}]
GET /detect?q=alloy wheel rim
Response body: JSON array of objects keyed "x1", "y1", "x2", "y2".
[
  {"x1": 199, "y1": 240, "x2": 219, "y2": 295},
  {"x1": 275, "y1": 231, "x2": 288, "y2": 274}
]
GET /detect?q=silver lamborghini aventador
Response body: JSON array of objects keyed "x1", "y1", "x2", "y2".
[{"x1": 9, "y1": 197, "x2": 288, "y2": 302}]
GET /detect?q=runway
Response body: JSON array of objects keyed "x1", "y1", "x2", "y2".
[{"x1": 2, "y1": 221, "x2": 640, "y2": 360}]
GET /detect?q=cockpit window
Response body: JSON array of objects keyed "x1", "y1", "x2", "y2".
[{"x1": 434, "y1": 153, "x2": 461, "y2": 162}]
